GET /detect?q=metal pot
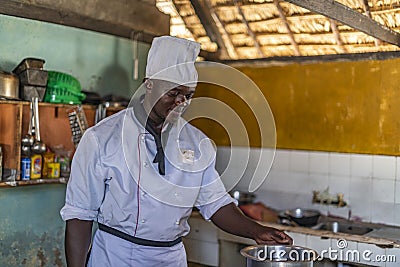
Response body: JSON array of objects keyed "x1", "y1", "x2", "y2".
[
  {"x1": 230, "y1": 190, "x2": 256, "y2": 205},
  {"x1": 241, "y1": 245, "x2": 318, "y2": 267},
  {"x1": 0, "y1": 71, "x2": 19, "y2": 99},
  {"x1": 283, "y1": 208, "x2": 321, "y2": 227}
]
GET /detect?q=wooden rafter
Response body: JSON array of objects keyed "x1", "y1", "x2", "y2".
[
  {"x1": 360, "y1": 0, "x2": 381, "y2": 46},
  {"x1": 232, "y1": 0, "x2": 265, "y2": 57},
  {"x1": 208, "y1": 5, "x2": 239, "y2": 59},
  {"x1": 190, "y1": 0, "x2": 229, "y2": 58},
  {"x1": 284, "y1": 0, "x2": 400, "y2": 46},
  {"x1": 330, "y1": 19, "x2": 347, "y2": 53},
  {"x1": 273, "y1": 0, "x2": 301, "y2": 56}
]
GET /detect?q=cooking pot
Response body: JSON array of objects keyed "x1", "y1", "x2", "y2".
[
  {"x1": 241, "y1": 245, "x2": 318, "y2": 267},
  {"x1": 282, "y1": 208, "x2": 321, "y2": 227},
  {"x1": 230, "y1": 190, "x2": 256, "y2": 205},
  {"x1": 0, "y1": 71, "x2": 19, "y2": 99}
]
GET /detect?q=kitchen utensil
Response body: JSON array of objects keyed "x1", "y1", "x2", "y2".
[
  {"x1": 0, "y1": 71, "x2": 19, "y2": 99},
  {"x1": 230, "y1": 190, "x2": 256, "y2": 205},
  {"x1": 241, "y1": 245, "x2": 318, "y2": 267},
  {"x1": 21, "y1": 100, "x2": 35, "y2": 147},
  {"x1": 31, "y1": 97, "x2": 46, "y2": 154},
  {"x1": 68, "y1": 106, "x2": 88, "y2": 147},
  {"x1": 12, "y1": 57, "x2": 45, "y2": 75},
  {"x1": 283, "y1": 208, "x2": 321, "y2": 227},
  {"x1": 44, "y1": 71, "x2": 85, "y2": 104}
]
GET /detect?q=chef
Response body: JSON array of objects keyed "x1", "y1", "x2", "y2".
[{"x1": 60, "y1": 36, "x2": 292, "y2": 267}]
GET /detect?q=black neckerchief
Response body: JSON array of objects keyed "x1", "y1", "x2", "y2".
[{"x1": 133, "y1": 95, "x2": 172, "y2": 175}]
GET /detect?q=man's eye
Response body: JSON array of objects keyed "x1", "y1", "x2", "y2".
[
  {"x1": 185, "y1": 94, "x2": 193, "y2": 100},
  {"x1": 167, "y1": 91, "x2": 179, "y2": 97}
]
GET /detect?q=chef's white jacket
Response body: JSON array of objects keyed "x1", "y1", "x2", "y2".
[{"x1": 60, "y1": 107, "x2": 235, "y2": 266}]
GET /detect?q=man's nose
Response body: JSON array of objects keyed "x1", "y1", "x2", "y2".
[{"x1": 174, "y1": 94, "x2": 187, "y2": 105}]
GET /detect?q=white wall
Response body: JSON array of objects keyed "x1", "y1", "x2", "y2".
[{"x1": 216, "y1": 147, "x2": 400, "y2": 226}]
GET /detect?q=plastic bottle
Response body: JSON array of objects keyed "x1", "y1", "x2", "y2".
[{"x1": 30, "y1": 154, "x2": 42, "y2": 179}]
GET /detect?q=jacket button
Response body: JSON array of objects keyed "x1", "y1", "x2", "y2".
[
  {"x1": 175, "y1": 219, "x2": 180, "y2": 225},
  {"x1": 141, "y1": 219, "x2": 146, "y2": 223},
  {"x1": 143, "y1": 162, "x2": 149, "y2": 168}
]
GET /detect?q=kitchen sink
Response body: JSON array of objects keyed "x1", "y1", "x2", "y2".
[{"x1": 312, "y1": 221, "x2": 374, "y2": 235}]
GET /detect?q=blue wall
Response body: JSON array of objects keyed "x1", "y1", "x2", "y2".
[
  {"x1": 0, "y1": 185, "x2": 66, "y2": 266},
  {"x1": 0, "y1": 14, "x2": 151, "y2": 266}
]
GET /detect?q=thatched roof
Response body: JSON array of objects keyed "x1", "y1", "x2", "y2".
[{"x1": 156, "y1": 0, "x2": 400, "y2": 60}]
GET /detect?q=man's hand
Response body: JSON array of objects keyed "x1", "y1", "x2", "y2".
[
  {"x1": 210, "y1": 203, "x2": 293, "y2": 246},
  {"x1": 251, "y1": 225, "x2": 293, "y2": 245}
]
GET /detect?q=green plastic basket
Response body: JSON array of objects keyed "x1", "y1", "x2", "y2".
[{"x1": 44, "y1": 71, "x2": 86, "y2": 104}]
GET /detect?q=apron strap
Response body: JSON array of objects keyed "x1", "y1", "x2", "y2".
[{"x1": 98, "y1": 223, "x2": 182, "y2": 247}]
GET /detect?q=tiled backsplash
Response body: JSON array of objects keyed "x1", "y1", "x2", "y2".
[{"x1": 216, "y1": 147, "x2": 400, "y2": 226}]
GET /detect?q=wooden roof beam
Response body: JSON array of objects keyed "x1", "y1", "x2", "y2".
[
  {"x1": 232, "y1": 0, "x2": 265, "y2": 57},
  {"x1": 360, "y1": 0, "x2": 381, "y2": 46},
  {"x1": 273, "y1": 0, "x2": 301, "y2": 56},
  {"x1": 330, "y1": 19, "x2": 347, "y2": 53},
  {"x1": 190, "y1": 0, "x2": 229, "y2": 58},
  {"x1": 284, "y1": 0, "x2": 400, "y2": 46},
  {"x1": 208, "y1": 5, "x2": 239, "y2": 59}
]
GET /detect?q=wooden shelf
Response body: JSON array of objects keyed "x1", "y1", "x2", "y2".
[
  {"x1": 0, "y1": 177, "x2": 68, "y2": 187},
  {"x1": 0, "y1": 99, "x2": 123, "y2": 185}
]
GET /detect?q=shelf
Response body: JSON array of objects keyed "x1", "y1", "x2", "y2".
[{"x1": 0, "y1": 177, "x2": 68, "y2": 187}]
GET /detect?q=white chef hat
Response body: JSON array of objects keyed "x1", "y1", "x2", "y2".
[{"x1": 145, "y1": 36, "x2": 201, "y2": 87}]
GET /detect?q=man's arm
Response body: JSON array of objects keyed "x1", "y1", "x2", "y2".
[
  {"x1": 210, "y1": 203, "x2": 293, "y2": 245},
  {"x1": 65, "y1": 219, "x2": 93, "y2": 267}
]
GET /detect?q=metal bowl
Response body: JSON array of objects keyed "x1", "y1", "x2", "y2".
[
  {"x1": 230, "y1": 190, "x2": 256, "y2": 205},
  {"x1": 241, "y1": 245, "x2": 318, "y2": 267},
  {"x1": 284, "y1": 208, "x2": 321, "y2": 227}
]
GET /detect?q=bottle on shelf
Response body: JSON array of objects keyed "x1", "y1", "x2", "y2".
[{"x1": 30, "y1": 154, "x2": 42, "y2": 179}]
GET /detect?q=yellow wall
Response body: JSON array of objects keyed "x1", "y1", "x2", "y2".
[{"x1": 193, "y1": 57, "x2": 400, "y2": 155}]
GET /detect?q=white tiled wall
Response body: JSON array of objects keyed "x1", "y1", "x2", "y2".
[{"x1": 216, "y1": 147, "x2": 400, "y2": 226}]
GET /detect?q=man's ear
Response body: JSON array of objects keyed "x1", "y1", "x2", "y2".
[{"x1": 144, "y1": 79, "x2": 153, "y2": 92}]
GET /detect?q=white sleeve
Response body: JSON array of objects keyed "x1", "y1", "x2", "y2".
[
  {"x1": 60, "y1": 130, "x2": 106, "y2": 221},
  {"x1": 195, "y1": 156, "x2": 236, "y2": 221}
]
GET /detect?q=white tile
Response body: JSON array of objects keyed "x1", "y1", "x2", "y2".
[
  {"x1": 371, "y1": 201, "x2": 395, "y2": 225},
  {"x1": 357, "y1": 242, "x2": 386, "y2": 267},
  {"x1": 309, "y1": 151, "x2": 329, "y2": 175},
  {"x1": 330, "y1": 239, "x2": 357, "y2": 262},
  {"x1": 351, "y1": 154, "x2": 373, "y2": 178},
  {"x1": 309, "y1": 174, "x2": 329, "y2": 192},
  {"x1": 307, "y1": 235, "x2": 331, "y2": 257},
  {"x1": 349, "y1": 176, "x2": 372, "y2": 200},
  {"x1": 259, "y1": 170, "x2": 288, "y2": 191},
  {"x1": 328, "y1": 175, "x2": 350, "y2": 199},
  {"x1": 372, "y1": 178, "x2": 395, "y2": 203},
  {"x1": 373, "y1": 155, "x2": 396, "y2": 180},
  {"x1": 290, "y1": 150, "x2": 309, "y2": 173},
  {"x1": 271, "y1": 149, "x2": 290, "y2": 171},
  {"x1": 385, "y1": 247, "x2": 400, "y2": 267},
  {"x1": 396, "y1": 181, "x2": 400, "y2": 204},
  {"x1": 329, "y1": 152, "x2": 351, "y2": 177},
  {"x1": 348, "y1": 194, "x2": 372, "y2": 222},
  {"x1": 393, "y1": 204, "x2": 400, "y2": 227},
  {"x1": 396, "y1": 157, "x2": 400, "y2": 181},
  {"x1": 284, "y1": 172, "x2": 311, "y2": 194}
]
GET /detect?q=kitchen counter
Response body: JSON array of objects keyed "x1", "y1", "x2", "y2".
[{"x1": 190, "y1": 211, "x2": 400, "y2": 248}]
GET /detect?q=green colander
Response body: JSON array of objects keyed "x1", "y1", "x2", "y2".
[{"x1": 44, "y1": 71, "x2": 86, "y2": 104}]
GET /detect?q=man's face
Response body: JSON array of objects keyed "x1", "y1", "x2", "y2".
[{"x1": 145, "y1": 80, "x2": 195, "y2": 125}]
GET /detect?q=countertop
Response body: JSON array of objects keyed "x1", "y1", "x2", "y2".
[{"x1": 190, "y1": 211, "x2": 400, "y2": 248}]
